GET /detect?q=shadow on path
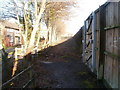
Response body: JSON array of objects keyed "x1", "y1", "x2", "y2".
[{"x1": 33, "y1": 38, "x2": 105, "y2": 88}]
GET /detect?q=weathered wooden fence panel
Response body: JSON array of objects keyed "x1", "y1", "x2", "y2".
[
  {"x1": 95, "y1": 10, "x2": 100, "y2": 75},
  {"x1": 104, "y1": 29, "x2": 119, "y2": 88},
  {"x1": 82, "y1": 2, "x2": 120, "y2": 88},
  {"x1": 103, "y1": 2, "x2": 120, "y2": 88}
]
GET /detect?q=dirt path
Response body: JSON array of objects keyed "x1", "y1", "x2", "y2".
[{"x1": 33, "y1": 38, "x2": 105, "y2": 88}]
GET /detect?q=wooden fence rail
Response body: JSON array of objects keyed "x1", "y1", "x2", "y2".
[
  {"x1": 1, "y1": 65, "x2": 33, "y2": 88},
  {"x1": 1, "y1": 42, "x2": 50, "y2": 88}
]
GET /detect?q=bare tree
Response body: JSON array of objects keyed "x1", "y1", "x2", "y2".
[
  {"x1": 0, "y1": 0, "x2": 77, "y2": 55},
  {"x1": 43, "y1": 2, "x2": 76, "y2": 44}
]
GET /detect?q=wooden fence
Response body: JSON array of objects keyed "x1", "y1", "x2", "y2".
[
  {"x1": 81, "y1": 2, "x2": 120, "y2": 88},
  {"x1": 1, "y1": 52, "x2": 35, "y2": 88},
  {"x1": 1, "y1": 40, "x2": 50, "y2": 88}
]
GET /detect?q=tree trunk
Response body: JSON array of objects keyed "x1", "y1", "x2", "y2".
[
  {"x1": 28, "y1": 0, "x2": 47, "y2": 53},
  {"x1": 23, "y1": 4, "x2": 29, "y2": 51}
]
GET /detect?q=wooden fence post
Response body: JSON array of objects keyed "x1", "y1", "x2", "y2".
[
  {"x1": 92, "y1": 12, "x2": 97, "y2": 73},
  {"x1": 97, "y1": 5, "x2": 106, "y2": 80},
  {"x1": 118, "y1": 2, "x2": 120, "y2": 89},
  {"x1": 2, "y1": 48, "x2": 11, "y2": 87}
]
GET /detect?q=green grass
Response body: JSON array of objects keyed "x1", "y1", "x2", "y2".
[
  {"x1": 77, "y1": 72, "x2": 94, "y2": 88},
  {"x1": 61, "y1": 55, "x2": 72, "y2": 59},
  {"x1": 61, "y1": 55, "x2": 69, "y2": 58},
  {"x1": 64, "y1": 60, "x2": 69, "y2": 63},
  {"x1": 77, "y1": 72, "x2": 88, "y2": 76},
  {"x1": 82, "y1": 80, "x2": 94, "y2": 88}
]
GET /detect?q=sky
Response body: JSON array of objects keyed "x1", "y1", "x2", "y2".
[
  {"x1": 0, "y1": 0, "x2": 108, "y2": 35},
  {"x1": 65, "y1": 0, "x2": 108, "y2": 35}
]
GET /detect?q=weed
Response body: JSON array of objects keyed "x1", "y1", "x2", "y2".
[
  {"x1": 61, "y1": 55, "x2": 69, "y2": 58},
  {"x1": 82, "y1": 80, "x2": 94, "y2": 88},
  {"x1": 77, "y1": 72, "x2": 88, "y2": 76}
]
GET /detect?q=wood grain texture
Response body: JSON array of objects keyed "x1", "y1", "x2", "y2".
[{"x1": 104, "y1": 2, "x2": 119, "y2": 88}]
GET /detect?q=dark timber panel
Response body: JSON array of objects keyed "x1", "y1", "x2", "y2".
[{"x1": 81, "y1": 2, "x2": 120, "y2": 88}]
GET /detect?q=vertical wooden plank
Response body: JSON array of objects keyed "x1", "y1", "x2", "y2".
[
  {"x1": 109, "y1": 57, "x2": 114, "y2": 87},
  {"x1": 111, "y1": 29, "x2": 115, "y2": 88},
  {"x1": 106, "y1": 30, "x2": 113, "y2": 52},
  {"x1": 104, "y1": 56, "x2": 113, "y2": 87},
  {"x1": 96, "y1": 30, "x2": 100, "y2": 73},
  {"x1": 112, "y1": 58, "x2": 118, "y2": 88},
  {"x1": 106, "y1": 56, "x2": 109, "y2": 84},
  {"x1": 118, "y1": 2, "x2": 120, "y2": 89},
  {"x1": 112, "y1": 29, "x2": 118, "y2": 88},
  {"x1": 109, "y1": 56, "x2": 113, "y2": 87},
  {"x1": 105, "y1": 32, "x2": 108, "y2": 83},
  {"x1": 113, "y1": 28, "x2": 119, "y2": 56},
  {"x1": 96, "y1": 11, "x2": 100, "y2": 73},
  {"x1": 92, "y1": 12, "x2": 97, "y2": 73},
  {"x1": 104, "y1": 55, "x2": 107, "y2": 82},
  {"x1": 110, "y1": 3, "x2": 114, "y2": 27},
  {"x1": 118, "y1": 28, "x2": 120, "y2": 89},
  {"x1": 104, "y1": 2, "x2": 119, "y2": 88},
  {"x1": 106, "y1": 3, "x2": 109, "y2": 27},
  {"x1": 97, "y1": 4, "x2": 106, "y2": 80},
  {"x1": 108, "y1": 3, "x2": 110, "y2": 27},
  {"x1": 96, "y1": 11, "x2": 100, "y2": 72}
]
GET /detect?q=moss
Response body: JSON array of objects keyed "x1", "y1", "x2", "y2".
[
  {"x1": 104, "y1": 25, "x2": 120, "y2": 30},
  {"x1": 64, "y1": 60, "x2": 69, "y2": 63},
  {"x1": 61, "y1": 55, "x2": 69, "y2": 58},
  {"x1": 77, "y1": 72, "x2": 88, "y2": 76},
  {"x1": 82, "y1": 80, "x2": 94, "y2": 88}
]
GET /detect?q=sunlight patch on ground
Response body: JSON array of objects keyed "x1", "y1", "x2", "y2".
[{"x1": 12, "y1": 59, "x2": 19, "y2": 76}]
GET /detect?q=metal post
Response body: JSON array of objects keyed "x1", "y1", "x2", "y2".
[{"x1": 92, "y1": 12, "x2": 96, "y2": 73}]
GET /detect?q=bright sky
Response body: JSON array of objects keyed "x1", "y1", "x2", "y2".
[
  {"x1": 65, "y1": 0, "x2": 107, "y2": 35},
  {"x1": 0, "y1": 0, "x2": 107, "y2": 35}
]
